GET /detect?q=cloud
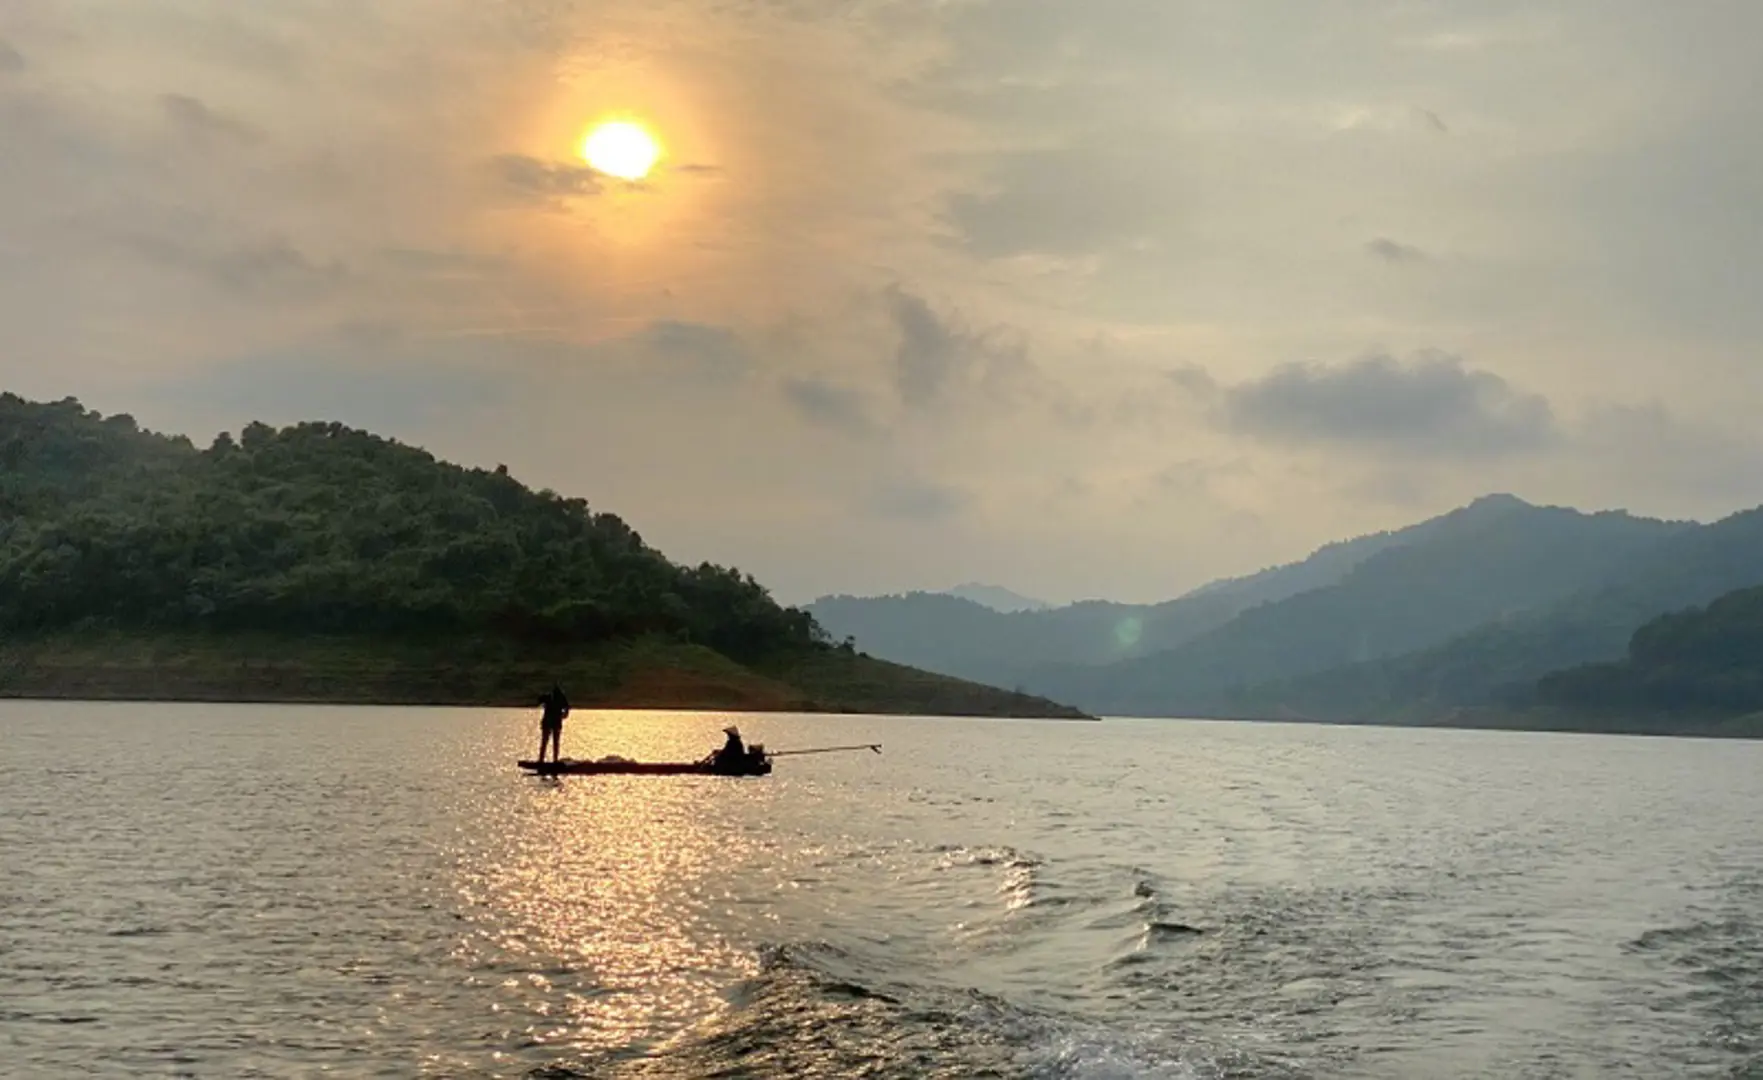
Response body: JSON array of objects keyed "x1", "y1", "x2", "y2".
[
  {"x1": 139, "y1": 332, "x2": 510, "y2": 436},
  {"x1": 1573, "y1": 401, "x2": 1763, "y2": 507},
  {"x1": 889, "y1": 287, "x2": 966, "y2": 407},
  {"x1": 1339, "y1": 468, "x2": 1434, "y2": 508},
  {"x1": 872, "y1": 478, "x2": 971, "y2": 521},
  {"x1": 1150, "y1": 457, "x2": 1251, "y2": 497},
  {"x1": 5, "y1": 0, "x2": 1763, "y2": 607},
  {"x1": 943, "y1": 143, "x2": 1175, "y2": 258},
  {"x1": 117, "y1": 227, "x2": 346, "y2": 299},
  {"x1": 782, "y1": 377, "x2": 876, "y2": 434},
  {"x1": 637, "y1": 320, "x2": 753, "y2": 380},
  {"x1": 1365, "y1": 237, "x2": 1428, "y2": 263},
  {"x1": 376, "y1": 247, "x2": 507, "y2": 279},
  {"x1": 159, "y1": 93, "x2": 258, "y2": 144},
  {"x1": 885, "y1": 286, "x2": 1038, "y2": 411},
  {"x1": 489, "y1": 153, "x2": 602, "y2": 199},
  {"x1": 1164, "y1": 364, "x2": 1219, "y2": 397},
  {"x1": 1220, "y1": 352, "x2": 1557, "y2": 457}
]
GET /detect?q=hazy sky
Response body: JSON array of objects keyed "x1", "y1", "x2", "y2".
[{"x1": 3, "y1": 1, "x2": 1760, "y2": 604}]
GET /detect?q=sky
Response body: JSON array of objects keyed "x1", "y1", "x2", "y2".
[{"x1": 2, "y1": 1, "x2": 1761, "y2": 605}]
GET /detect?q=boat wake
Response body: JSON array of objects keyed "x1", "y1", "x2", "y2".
[
  {"x1": 572, "y1": 939, "x2": 1246, "y2": 1080},
  {"x1": 498, "y1": 840, "x2": 1368, "y2": 1078}
]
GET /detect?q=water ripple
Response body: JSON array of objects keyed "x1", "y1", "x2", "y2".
[{"x1": 3, "y1": 704, "x2": 1761, "y2": 1077}]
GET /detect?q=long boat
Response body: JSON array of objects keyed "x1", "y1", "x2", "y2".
[
  {"x1": 516, "y1": 741, "x2": 880, "y2": 779},
  {"x1": 518, "y1": 755, "x2": 772, "y2": 777}
]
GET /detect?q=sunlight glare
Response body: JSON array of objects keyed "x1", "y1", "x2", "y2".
[{"x1": 581, "y1": 121, "x2": 662, "y2": 181}]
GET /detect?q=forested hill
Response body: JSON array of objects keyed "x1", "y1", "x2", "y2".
[
  {"x1": 1024, "y1": 496, "x2": 1686, "y2": 714},
  {"x1": 1536, "y1": 584, "x2": 1763, "y2": 716},
  {"x1": 0, "y1": 394, "x2": 1089, "y2": 718},
  {"x1": 807, "y1": 493, "x2": 1675, "y2": 693},
  {"x1": 1221, "y1": 502, "x2": 1763, "y2": 724},
  {"x1": 0, "y1": 394, "x2": 814, "y2": 652}
]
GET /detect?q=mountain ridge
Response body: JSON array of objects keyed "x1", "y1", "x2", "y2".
[
  {"x1": 1227, "y1": 503, "x2": 1763, "y2": 722},
  {"x1": 943, "y1": 582, "x2": 1050, "y2": 613},
  {"x1": 1021, "y1": 497, "x2": 1689, "y2": 714},
  {"x1": 807, "y1": 494, "x2": 1692, "y2": 701}
]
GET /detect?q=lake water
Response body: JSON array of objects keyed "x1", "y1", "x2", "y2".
[{"x1": 2, "y1": 703, "x2": 1761, "y2": 1078}]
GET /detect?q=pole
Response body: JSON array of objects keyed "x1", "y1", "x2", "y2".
[{"x1": 767, "y1": 743, "x2": 882, "y2": 757}]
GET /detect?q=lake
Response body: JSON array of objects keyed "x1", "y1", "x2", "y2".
[{"x1": 3, "y1": 703, "x2": 1760, "y2": 1077}]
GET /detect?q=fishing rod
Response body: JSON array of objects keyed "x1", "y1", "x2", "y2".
[{"x1": 767, "y1": 743, "x2": 882, "y2": 757}]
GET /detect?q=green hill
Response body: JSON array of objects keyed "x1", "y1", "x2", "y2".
[
  {"x1": 1536, "y1": 585, "x2": 1763, "y2": 715},
  {"x1": 0, "y1": 393, "x2": 1089, "y2": 719}
]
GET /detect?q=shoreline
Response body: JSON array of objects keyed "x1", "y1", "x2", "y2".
[
  {"x1": 0, "y1": 633, "x2": 1097, "y2": 721},
  {"x1": 0, "y1": 687, "x2": 1098, "y2": 720},
  {"x1": 1105, "y1": 708, "x2": 1763, "y2": 741}
]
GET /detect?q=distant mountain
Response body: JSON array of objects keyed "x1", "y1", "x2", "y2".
[
  {"x1": 804, "y1": 592, "x2": 1141, "y2": 688},
  {"x1": 808, "y1": 494, "x2": 1682, "y2": 697},
  {"x1": 807, "y1": 563, "x2": 1361, "y2": 690},
  {"x1": 1234, "y1": 504, "x2": 1763, "y2": 721},
  {"x1": 1178, "y1": 517, "x2": 1414, "y2": 606},
  {"x1": 944, "y1": 583, "x2": 1049, "y2": 613},
  {"x1": 1023, "y1": 497, "x2": 1690, "y2": 716}
]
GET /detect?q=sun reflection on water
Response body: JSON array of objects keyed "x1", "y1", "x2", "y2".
[{"x1": 448, "y1": 715, "x2": 774, "y2": 1060}]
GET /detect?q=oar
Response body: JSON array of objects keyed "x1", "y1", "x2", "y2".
[{"x1": 767, "y1": 743, "x2": 882, "y2": 757}]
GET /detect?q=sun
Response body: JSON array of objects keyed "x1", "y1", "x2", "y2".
[{"x1": 581, "y1": 121, "x2": 661, "y2": 181}]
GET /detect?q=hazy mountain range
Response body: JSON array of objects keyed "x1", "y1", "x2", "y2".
[
  {"x1": 942, "y1": 583, "x2": 1050, "y2": 613},
  {"x1": 808, "y1": 494, "x2": 1763, "y2": 723}
]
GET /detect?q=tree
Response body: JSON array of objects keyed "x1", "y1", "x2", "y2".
[{"x1": 0, "y1": 394, "x2": 832, "y2": 659}]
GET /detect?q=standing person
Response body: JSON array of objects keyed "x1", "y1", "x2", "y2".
[{"x1": 537, "y1": 683, "x2": 570, "y2": 763}]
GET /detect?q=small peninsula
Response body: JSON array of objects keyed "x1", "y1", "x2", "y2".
[{"x1": 0, "y1": 394, "x2": 1091, "y2": 719}]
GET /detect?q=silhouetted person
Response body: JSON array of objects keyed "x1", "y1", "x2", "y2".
[
  {"x1": 713, "y1": 725, "x2": 745, "y2": 772},
  {"x1": 537, "y1": 683, "x2": 570, "y2": 762}
]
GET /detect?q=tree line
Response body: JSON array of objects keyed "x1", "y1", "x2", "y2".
[
  {"x1": 0, "y1": 394, "x2": 828, "y2": 661},
  {"x1": 1537, "y1": 584, "x2": 1763, "y2": 714}
]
